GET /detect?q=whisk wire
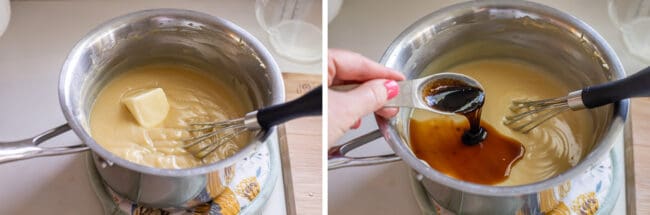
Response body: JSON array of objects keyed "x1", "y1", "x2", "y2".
[
  {"x1": 188, "y1": 118, "x2": 244, "y2": 132},
  {"x1": 504, "y1": 102, "x2": 568, "y2": 124},
  {"x1": 183, "y1": 123, "x2": 245, "y2": 148},
  {"x1": 193, "y1": 127, "x2": 247, "y2": 159},
  {"x1": 508, "y1": 106, "x2": 569, "y2": 133},
  {"x1": 504, "y1": 96, "x2": 573, "y2": 133},
  {"x1": 510, "y1": 96, "x2": 567, "y2": 110}
]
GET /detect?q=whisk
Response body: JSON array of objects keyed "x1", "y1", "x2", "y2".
[
  {"x1": 183, "y1": 86, "x2": 322, "y2": 159},
  {"x1": 504, "y1": 66, "x2": 650, "y2": 133}
]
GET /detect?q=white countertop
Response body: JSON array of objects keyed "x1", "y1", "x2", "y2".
[
  {"x1": 329, "y1": 0, "x2": 641, "y2": 214},
  {"x1": 0, "y1": 0, "x2": 321, "y2": 214}
]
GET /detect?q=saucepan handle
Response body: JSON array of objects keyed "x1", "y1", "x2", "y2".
[
  {"x1": 0, "y1": 124, "x2": 89, "y2": 164},
  {"x1": 328, "y1": 129, "x2": 401, "y2": 170}
]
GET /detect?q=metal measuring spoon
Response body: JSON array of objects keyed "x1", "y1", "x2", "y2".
[{"x1": 331, "y1": 72, "x2": 484, "y2": 115}]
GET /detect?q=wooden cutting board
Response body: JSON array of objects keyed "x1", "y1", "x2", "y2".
[
  {"x1": 630, "y1": 98, "x2": 650, "y2": 214},
  {"x1": 280, "y1": 73, "x2": 322, "y2": 215}
]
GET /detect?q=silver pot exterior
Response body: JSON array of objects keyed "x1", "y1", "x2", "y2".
[
  {"x1": 91, "y1": 153, "x2": 213, "y2": 207},
  {"x1": 378, "y1": 1, "x2": 627, "y2": 214},
  {"x1": 59, "y1": 9, "x2": 284, "y2": 208}
]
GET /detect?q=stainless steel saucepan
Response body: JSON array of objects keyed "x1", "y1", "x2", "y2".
[
  {"x1": 0, "y1": 9, "x2": 284, "y2": 208},
  {"x1": 329, "y1": 1, "x2": 627, "y2": 214}
]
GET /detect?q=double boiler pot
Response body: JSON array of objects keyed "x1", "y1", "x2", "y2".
[
  {"x1": 329, "y1": 1, "x2": 627, "y2": 214},
  {"x1": 0, "y1": 9, "x2": 284, "y2": 208}
]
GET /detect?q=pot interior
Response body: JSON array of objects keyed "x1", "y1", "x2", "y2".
[
  {"x1": 382, "y1": 1, "x2": 625, "y2": 191},
  {"x1": 60, "y1": 9, "x2": 283, "y2": 175}
]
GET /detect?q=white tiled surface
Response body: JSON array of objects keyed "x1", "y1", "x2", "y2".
[
  {"x1": 0, "y1": 0, "x2": 321, "y2": 214},
  {"x1": 329, "y1": 0, "x2": 641, "y2": 214}
]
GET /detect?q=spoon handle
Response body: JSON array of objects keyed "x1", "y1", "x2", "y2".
[
  {"x1": 330, "y1": 80, "x2": 420, "y2": 108},
  {"x1": 582, "y1": 66, "x2": 650, "y2": 108},
  {"x1": 329, "y1": 72, "x2": 483, "y2": 114}
]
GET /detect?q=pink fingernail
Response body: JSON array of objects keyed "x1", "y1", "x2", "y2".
[
  {"x1": 351, "y1": 119, "x2": 362, "y2": 129},
  {"x1": 384, "y1": 80, "x2": 399, "y2": 100}
]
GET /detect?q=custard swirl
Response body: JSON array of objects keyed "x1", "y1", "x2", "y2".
[{"x1": 90, "y1": 64, "x2": 250, "y2": 169}]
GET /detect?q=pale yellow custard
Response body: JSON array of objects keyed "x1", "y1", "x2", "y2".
[
  {"x1": 90, "y1": 64, "x2": 250, "y2": 169},
  {"x1": 416, "y1": 59, "x2": 595, "y2": 185}
]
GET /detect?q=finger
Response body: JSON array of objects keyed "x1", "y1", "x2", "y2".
[
  {"x1": 328, "y1": 90, "x2": 358, "y2": 144},
  {"x1": 328, "y1": 49, "x2": 405, "y2": 85},
  {"x1": 338, "y1": 79, "x2": 398, "y2": 122},
  {"x1": 328, "y1": 80, "x2": 397, "y2": 143},
  {"x1": 330, "y1": 49, "x2": 404, "y2": 81},
  {"x1": 375, "y1": 107, "x2": 399, "y2": 119}
]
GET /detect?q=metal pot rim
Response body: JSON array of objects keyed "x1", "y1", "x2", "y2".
[
  {"x1": 378, "y1": 0, "x2": 628, "y2": 196},
  {"x1": 58, "y1": 8, "x2": 285, "y2": 177}
]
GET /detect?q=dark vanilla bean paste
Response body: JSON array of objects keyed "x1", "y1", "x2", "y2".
[{"x1": 412, "y1": 78, "x2": 525, "y2": 185}]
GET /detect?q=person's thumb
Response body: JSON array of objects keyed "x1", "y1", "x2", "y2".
[{"x1": 343, "y1": 79, "x2": 398, "y2": 119}]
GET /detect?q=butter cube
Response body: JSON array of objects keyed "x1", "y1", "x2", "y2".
[{"x1": 122, "y1": 88, "x2": 170, "y2": 128}]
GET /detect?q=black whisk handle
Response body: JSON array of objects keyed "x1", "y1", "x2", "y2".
[
  {"x1": 256, "y1": 85, "x2": 322, "y2": 131},
  {"x1": 582, "y1": 66, "x2": 650, "y2": 108}
]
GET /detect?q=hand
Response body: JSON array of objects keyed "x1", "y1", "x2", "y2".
[{"x1": 328, "y1": 49, "x2": 405, "y2": 145}]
